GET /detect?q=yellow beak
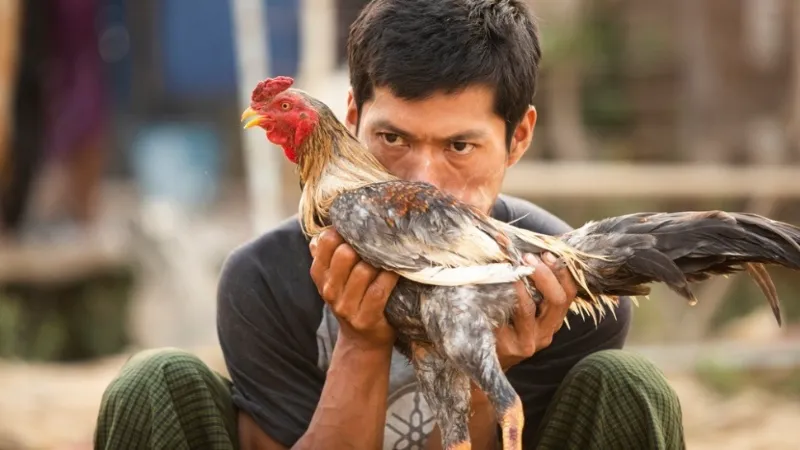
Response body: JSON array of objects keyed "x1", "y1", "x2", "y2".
[{"x1": 241, "y1": 107, "x2": 263, "y2": 129}]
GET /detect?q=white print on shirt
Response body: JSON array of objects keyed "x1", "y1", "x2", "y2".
[{"x1": 316, "y1": 304, "x2": 436, "y2": 450}]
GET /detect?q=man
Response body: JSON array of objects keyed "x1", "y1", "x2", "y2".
[{"x1": 95, "y1": 1, "x2": 685, "y2": 449}]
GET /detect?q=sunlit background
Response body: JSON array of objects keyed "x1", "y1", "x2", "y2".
[{"x1": 1, "y1": 0, "x2": 800, "y2": 448}]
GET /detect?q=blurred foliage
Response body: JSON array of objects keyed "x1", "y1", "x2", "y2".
[
  {"x1": 579, "y1": 3, "x2": 633, "y2": 133},
  {"x1": 708, "y1": 267, "x2": 800, "y2": 331},
  {"x1": 695, "y1": 360, "x2": 747, "y2": 397},
  {"x1": 695, "y1": 361, "x2": 800, "y2": 400},
  {"x1": 0, "y1": 269, "x2": 135, "y2": 362},
  {"x1": 538, "y1": 1, "x2": 637, "y2": 141}
]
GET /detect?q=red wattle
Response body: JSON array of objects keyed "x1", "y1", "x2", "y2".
[{"x1": 283, "y1": 146, "x2": 298, "y2": 163}]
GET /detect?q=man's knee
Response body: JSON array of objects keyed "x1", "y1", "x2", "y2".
[
  {"x1": 122, "y1": 347, "x2": 208, "y2": 375},
  {"x1": 570, "y1": 350, "x2": 684, "y2": 424},
  {"x1": 570, "y1": 350, "x2": 677, "y2": 396},
  {"x1": 101, "y1": 348, "x2": 210, "y2": 408},
  {"x1": 96, "y1": 348, "x2": 210, "y2": 445},
  {"x1": 571, "y1": 349, "x2": 673, "y2": 391},
  {"x1": 540, "y1": 351, "x2": 685, "y2": 449},
  {"x1": 96, "y1": 348, "x2": 235, "y2": 447}
]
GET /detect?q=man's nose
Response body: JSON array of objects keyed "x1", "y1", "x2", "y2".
[{"x1": 403, "y1": 152, "x2": 445, "y2": 188}]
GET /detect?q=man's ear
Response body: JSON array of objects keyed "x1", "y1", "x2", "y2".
[
  {"x1": 345, "y1": 88, "x2": 358, "y2": 135},
  {"x1": 507, "y1": 106, "x2": 537, "y2": 167}
]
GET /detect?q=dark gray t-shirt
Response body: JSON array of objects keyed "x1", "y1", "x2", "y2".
[{"x1": 217, "y1": 195, "x2": 632, "y2": 449}]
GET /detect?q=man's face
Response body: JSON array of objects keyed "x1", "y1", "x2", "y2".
[{"x1": 345, "y1": 85, "x2": 536, "y2": 213}]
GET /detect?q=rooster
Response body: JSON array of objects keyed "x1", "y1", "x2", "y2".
[{"x1": 241, "y1": 76, "x2": 800, "y2": 450}]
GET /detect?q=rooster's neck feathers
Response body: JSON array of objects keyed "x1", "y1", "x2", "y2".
[{"x1": 296, "y1": 104, "x2": 396, "y2": 238}]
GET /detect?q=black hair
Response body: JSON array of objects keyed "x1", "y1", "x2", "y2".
[{"x1": 347, "y1": 0, "x2": 542, "y2": 145}]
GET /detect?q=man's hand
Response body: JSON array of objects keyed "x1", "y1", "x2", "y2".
[
  {"x1": 309, "y1": 228, "x2": 400, "y2": 349},
  {"x1": 494, "y1": 252, "x2": 578, "y2": 371}
]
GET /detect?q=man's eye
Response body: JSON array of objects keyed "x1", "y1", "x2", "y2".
[
  {"x1": 449, "y1": 142, "x2": 475, "y2": 154},
  {"x1": 379, "y1": 133, "x2": 406, "y2": 146}
]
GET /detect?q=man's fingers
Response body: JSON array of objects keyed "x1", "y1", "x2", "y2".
[
  {"x1": 314, "y1": 229, "x2": 344, "y2": 266},
  {"x1": 309, "y1": 230, "x2": 344, "y2": 283},
  {"x1": 530, "y1": 254, "x2": 567, "y2": 305},
  {"x1": 309, "y1": 236, "x2": 319, "y2": 257},
  {"x1": 509, "y1": 255, "x2": 540, "y2": 341},
  {"x1": 522, "y1": 254, "x2": 548, "y2": 317},
  {"x1": 542, "y1": 252, "x2": 579, "y2": 301},
  {"x1": 342, "y1": 261, "x2": 380, "y2": 311},
  {"x1": 539, "y1": 252, "x2": 577, "y2": 336},
  {"x1": 322, "y1": 243, "x2": 360, "y2": 301},
  {"x1": 512, "y1": 280, "x2": 537, "y2": 321},
  {"x1": 530, "y1": 254, "x2": 570, "y2": 340},
  {"x1": 334, "y1": 262, "x2": 375, "y2": 321},
  {"x1": 359, "y1": 270, "x2": 400, "y2": 317}
]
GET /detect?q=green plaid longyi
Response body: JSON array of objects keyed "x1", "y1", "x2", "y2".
[{"x1": 94, "y1": 349, "x2": 684, "y2": 450}]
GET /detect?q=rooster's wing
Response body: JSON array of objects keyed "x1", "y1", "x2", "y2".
[{"x1": 328, "y1": 180, "x2": 533, "y2": 286}]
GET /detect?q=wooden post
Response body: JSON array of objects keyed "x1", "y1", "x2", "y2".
[
  {"x1": 788, "y1": 0, "x2": 800, "y2": 155},
  {"x1": 535, "y1": 0, "x2": 592, "y2": 161},
  {"x1": 678, "y1": 0, "x2": 725, "y2": 163},
  {"x1": 0, "y1": 0, "x2": 20, "y2": 184},
  {"x1": 297, "y1": 0, "x2": 337, "y2": 92},
  {"x1": 230, "y1": 0, "x2": 285, "y2": 234}
]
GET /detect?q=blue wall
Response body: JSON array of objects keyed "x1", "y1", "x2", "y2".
[{"x1": 158, "y1": 0, "x2": 300, "y2": 98}]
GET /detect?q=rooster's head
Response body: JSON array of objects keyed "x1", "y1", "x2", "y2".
[{"x1": 241, "y1": 76, "x2": 320, "y2": 164}]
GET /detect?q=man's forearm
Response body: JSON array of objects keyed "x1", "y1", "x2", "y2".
[
  {"x1": 425, "y1": 390, "x2": 499, "y2": 450},
  {"x1": 293, "y1": 331, "x2": 393, "y2": 450}
]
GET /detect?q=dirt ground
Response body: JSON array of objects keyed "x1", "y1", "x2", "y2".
[{"x1": 1, "y1": 346, "x2": 798, "y2": 450}]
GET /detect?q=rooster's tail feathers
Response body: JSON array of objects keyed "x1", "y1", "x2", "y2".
[{"x1": 558, "y1": 211, "x2": 800, "y2": 327}]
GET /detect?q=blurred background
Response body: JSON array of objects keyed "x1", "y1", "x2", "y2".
[{"x1": 1, "y1": 0, "x2": 800, "y2": 448}]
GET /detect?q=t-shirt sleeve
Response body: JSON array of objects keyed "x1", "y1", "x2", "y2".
[{"x1": 216, "y1": 241, "x2": 324, "y2": 447}]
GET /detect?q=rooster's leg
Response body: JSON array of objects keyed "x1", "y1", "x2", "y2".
[
  {"x1": 411, "y1": 343, "x2": 471, "y2": 450},
  {"x1": 422, "y1": 287, "x2": 524, "y2": 450}
]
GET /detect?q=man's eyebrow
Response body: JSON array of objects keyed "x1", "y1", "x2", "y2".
[
  {"x1": 372, "y1": 119, "x2": 488, "y2": 142},
  {"x1": 444, "y1": 129, "x2": 488, "y2": 142},
  {"x1": 371, "y1": 119, "x2": 413, "y2": 137}
]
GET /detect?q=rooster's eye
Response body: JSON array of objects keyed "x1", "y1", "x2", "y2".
[{"x1": 281, "y1": 102, "x2": 291, "y2": 110}]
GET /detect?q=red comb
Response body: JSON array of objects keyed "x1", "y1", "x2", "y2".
[{"x1": 251, "y1": 76, "x2": 294, "y2": 102}]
